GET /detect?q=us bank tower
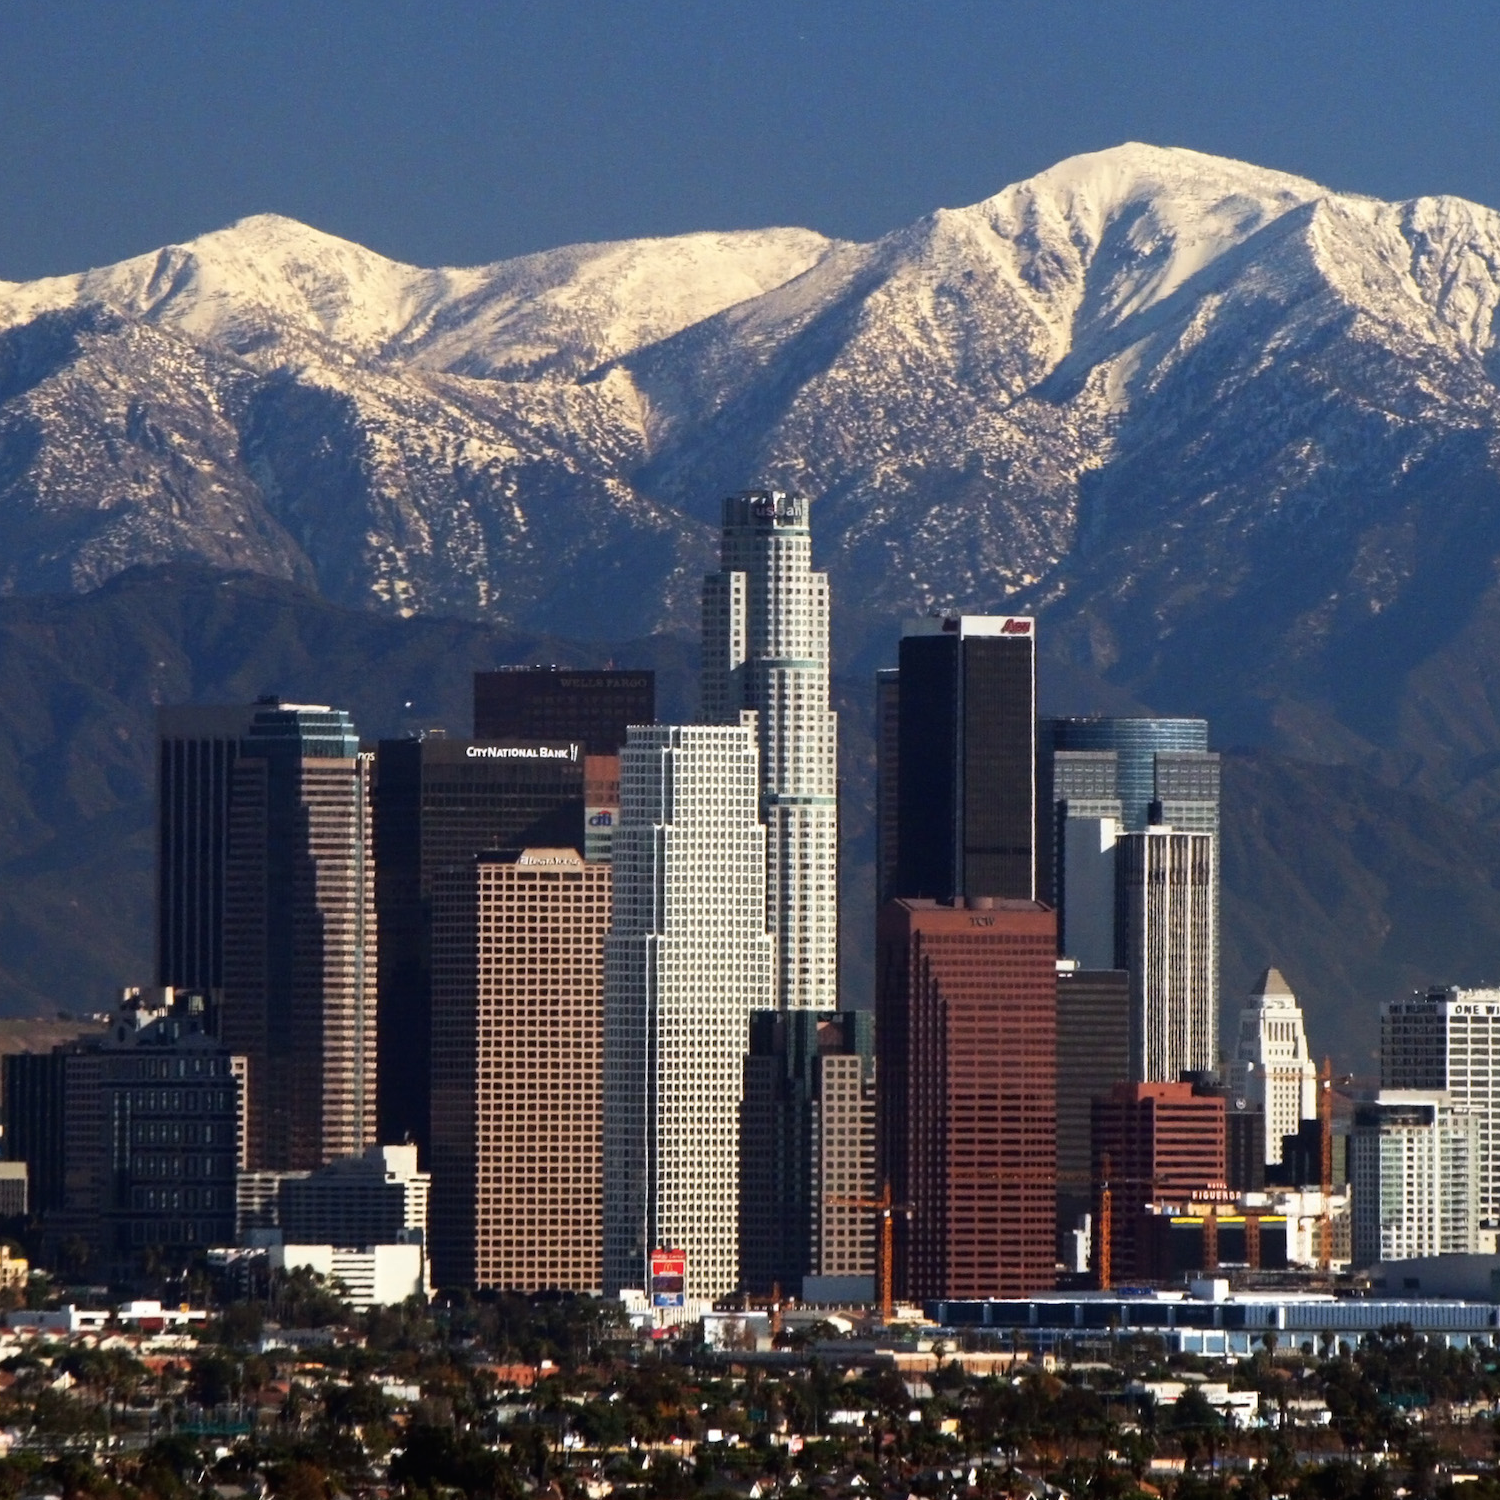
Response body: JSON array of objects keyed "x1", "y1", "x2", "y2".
[{"x1": 702, "y1": 490, "x2": 838, "y2": 1010}]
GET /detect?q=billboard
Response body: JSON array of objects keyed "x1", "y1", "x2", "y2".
[
  {"x1": 585, "y1": 806, "x2": 617, "y2": 862},
  {"x1": 650, "y1": 1248, "x2": 686, "y2": 1308}
]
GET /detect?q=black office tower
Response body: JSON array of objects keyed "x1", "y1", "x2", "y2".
[
  {"x1": 157, "y1": 705, "x2": 257, "y2": 990},
  {"x1": 373, "y1": 735, "x2": 587, "y2": 1156},
  {"x1": 893, "y1": 615, "x2": 1036, "y2": 902},
  {"x1": 473, "y1": 668, "x2": 655, "y2": 753},
  {"x1": 1055, "y1": 965, "x2": 1131, "y2": 1251}
]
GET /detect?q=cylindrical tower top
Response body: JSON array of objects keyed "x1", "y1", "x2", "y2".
[{"x1": 721, "y1": 489, "x2": 808, "y2": 534}]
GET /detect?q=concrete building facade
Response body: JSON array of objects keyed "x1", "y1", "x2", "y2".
[
  {"x1": 98, "y1": 989, "x2": 245, "y2": 1272},
  {"x1": 1229, "y1": 968, "x2": 1318, "y2": 1166},
  {"x1": 602, "y1": 724, "x2": 774, "y2": 1301},
  {"x1": 1115, "y1": 826, "x2": 1217, "y2": 1082},
  {"x1": 1382, "y1": 989, "x2": 1500, "y2": 1231},
  {"x1": 1350, "y1": 1091, "x2": 1482, "y2": 1267},
  {"x1": 432, "y1": 848, "x2": 610, "y2": 1293},
  {"x1": 702, "y1": 491, "x2": 837, "y2": 1012},
  {"x1": 278, "y1": 1143, "x2": 429, "y2": 1249}
]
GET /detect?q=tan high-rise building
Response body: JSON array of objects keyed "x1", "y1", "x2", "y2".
[
  {"x1": 221, "y1": 703, "x2": 376, "y2": 1171},
  {"x1": 814, "y1": 1043, "x2": 877, "y2": 1279},
  {"x1": 430, "y1": 848, "x2": 610, "y2": 1292}
]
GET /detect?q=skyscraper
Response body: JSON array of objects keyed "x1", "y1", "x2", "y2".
[
  {"x1": 874, "y1": 668, "x2": 901, "y2": 905},
  {"x1": 602, "y1": 724, "x2": 774, "y2": 1301},
  {"x1": 812, "y1": 1015, "x2": 878, "y2": 1284},
  {"x1": 738, "y1": 1010, "x2": 876, "y2": 1296},
  {"x1": 221, "y1": 702, "x2": 376, "y2": 1170},
  {"x1": 473, "y1": 667, "x2": 655, "y2": 755},
  {"x1": 157, "y1": 705, "x2": 258, "y2": 991},
  {"x1": 1039, "y1": 716, "x2": 1219, "y2": 994},
  {"x1": 473, "y1": 666, "x2": 653, "y2": 865},
  {"x1": 877, "y1": 896, "x2": 1057, "y2": 1299},
  {"x1": 1383, "y1": 988, "x2": 1500, "y2": 1231},
  {"x1": 891, "y1": 616, "x2": 1037, "y2": 904},
  {"x1": 1115, "y1": 826, "x2": 1217, "y2": 1081},
  {"x1": 1228, "y1": 968, "x2": 1318, "y2": 1165},
  {"x1": 97, "y1": 988, "x2": 244, "y2": 1275},
  {"x1": 430, "y1": 848, "x2": 609, "y2": 1293},
  {"x1": 1350, "y1": 1091, "x2": 1481, "y2": 1267},
  {"x1": 1055, "y1": 963, "x2": 1131, "y2": 1250},
  {"x1": 372, "y1": 734, "x2": 585, "y2": 1153},
  {"x1": 702, "y1": 491, "x2": 837, "y2": 1011}
]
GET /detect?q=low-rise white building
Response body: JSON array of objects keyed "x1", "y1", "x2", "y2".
[
  {"x1": 270, "y1": 1242, "x2": 425, "y2": 1310},
  {"x1": 275, "y1": 1144, "x2": 428, "y2": 1246},
  {"x1": 5, "y1": 1305, "x2": 110, "y2": 1335}
]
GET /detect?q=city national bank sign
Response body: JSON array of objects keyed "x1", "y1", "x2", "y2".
[{"x1": 466, "y1": 743, "x2": 580, "y2": 761}]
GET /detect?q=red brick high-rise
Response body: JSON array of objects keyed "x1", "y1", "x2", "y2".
[
  {"x1": 1091, "y1": 1081, "x2": 1227, "y2": 1283},
  {"x1": 877, "y1": 897, "x2": 1057, "y2": 1299}
]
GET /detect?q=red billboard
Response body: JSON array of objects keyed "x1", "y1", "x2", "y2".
[{"x1": 650, "y1": 1248, "x2": 686, "y2": 1308}]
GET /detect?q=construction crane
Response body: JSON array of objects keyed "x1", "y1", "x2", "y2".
[
  {"x1": 825, "y1": 1180, "x2": 912, "y2": 1325},
  {"x1": 840, "y1": 1158, "x2": 1250, "y2": 1311},
  {"x1": 949, "y1": 1162, "x2": 1132, "y2": 1292},
  {"x1": 1319, "y1": 1056, "x2": 1334, "y2": 1271},
  {"x1": 1097, "y1": 1155, "x2": 1113, "y2": 1291}
]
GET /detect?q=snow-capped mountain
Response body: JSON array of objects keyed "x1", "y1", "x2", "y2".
[{"x1": 8, "y1": 142, "x2": 1500, "y2": 811}]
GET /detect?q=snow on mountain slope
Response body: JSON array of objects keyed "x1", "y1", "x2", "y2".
[
  {"x1": 389, "y1": 228, "x2": 840, "y2": 379},
  {"x1": 0, "y1": 215, "x2": 838, "y2": 375},
  {"x1": 8, "y1": 140, "x2": 1500, "y2": 777}
]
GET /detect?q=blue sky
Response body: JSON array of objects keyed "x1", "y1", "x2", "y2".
[{"x1": 2, "y1": 1, "x2": 1498, "y2": 278}]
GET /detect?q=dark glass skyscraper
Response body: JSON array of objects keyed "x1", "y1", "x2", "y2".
[
  {"x1": 157, "y1": 705, "x2": 257, "y2": 990},
  {"x1": 892, "y1": 616, "x2": 1036, "y2": 902},
  {"x1": 1040, "y1": 716, "x2": 1213, "y2": 837},
  {"x1": 373, "y1": 735, "x2": 587, "y2": 1155},
  {"x1": 222, "y1": 702, "x2": 375, "y2": 1170},
  {"x1": 472, "y1": 668, "x2": 654, "y2": 755}
]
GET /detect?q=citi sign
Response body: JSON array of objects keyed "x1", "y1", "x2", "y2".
[{"x1": 588, "y1": 809, "x2": 616, "y2": 828}]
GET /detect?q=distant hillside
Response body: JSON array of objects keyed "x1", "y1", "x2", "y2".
[
  {"x1": 0, "y1": 567, "x2": 1491, "y2": 1067},
  {"x1": 0, "y1": 565, "x2": 698, "y2": 1013}
]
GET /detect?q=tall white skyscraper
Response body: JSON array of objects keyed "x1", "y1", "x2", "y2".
[
  {"x1": 1383, "y1": 988, "x2": 1500, "y2": 1230},
  {"x1": 1350, "y1": 1091, "x2": 1481, "y2": 1267},
  {"x1": 1116, "y1": 825, "x2": 1216, "y2": 1082},
  {"x1": 1228, "y1": 968, "x2": 1318, "y2": 1164},
  {"x1": 702, "y1": 490, "x2": 837, "y2": 1011},
  {"x1": 602, "y1": 724, "x2": 775, "y2": 1301}
]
